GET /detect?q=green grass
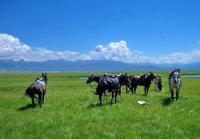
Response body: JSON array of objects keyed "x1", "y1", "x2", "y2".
[{"x1": 0, "y1": 71, "x2": 200, "y2": 139}]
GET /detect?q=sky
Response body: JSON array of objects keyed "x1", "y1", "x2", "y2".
[{"x1": 0, "y1": 0, "x2": 200, "y2": 64}]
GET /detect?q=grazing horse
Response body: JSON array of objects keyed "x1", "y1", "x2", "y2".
[
  {"x1": 169, "y1": 69, "x2": 181, "y2": 100},
  {"x1": 25, "y1": 73, "x2": 48, "y2": 107},
  {"x1": 130, "y1": 72, "x2": 156, "y2": 95},
  {"x1": 86, "y1": 74, "x2": 120, "y2": 105}
]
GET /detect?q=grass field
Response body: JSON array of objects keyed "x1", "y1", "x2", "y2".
[{"x1": 0, "y1": 71, "x2": 200, "y2": 139}]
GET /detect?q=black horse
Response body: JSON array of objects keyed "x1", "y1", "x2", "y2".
[
  {"x1": 115, "y1": 73, "x2": 131, "y2": 94},
  {"x1": 130, "y1": 72, "x2": 156, "y2": 95},
  {"x1": 86, "y1": 74, "x2": 121, "y2": 105},
  {"x1": 25, "y1": 73, "x2": 48, "y2": 107}
]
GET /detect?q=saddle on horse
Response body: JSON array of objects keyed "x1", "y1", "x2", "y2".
[
  {"x1": 99, "y1": 75, "x2": 120, "y2": 92},
  {"x1": 35, "y1": 77, "x2": 46, "y2": 88},
  {"x1": 132, "y1": 73, "x2": 148, "y2": 81}
]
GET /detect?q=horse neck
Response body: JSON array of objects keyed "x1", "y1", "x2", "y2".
[
  {"x1": 117, "y1": 75, "x2": 122, "y2": 82},
  {"x1": 170, "y1": 73, "x2": 180, "y2": 82},
  {"x1": 118, "y1": 75, "x2": 128, "y2": 85},
  {"x1": 44, "y1": 78, "x2": 48, "y2": 85},
  {"x1": 93, "y1": 76, "x2": 100, "y2": 83},
  {"x1": 146, "y1": 75, "x2": 154, "y2": 82}
]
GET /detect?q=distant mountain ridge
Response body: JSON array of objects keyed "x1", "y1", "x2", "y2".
[{"x1": 0, "y1": 59, "x2": 200, "y2": 71}]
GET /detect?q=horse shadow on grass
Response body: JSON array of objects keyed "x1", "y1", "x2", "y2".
[
  {"x1": 87, "y1": 103, "x2": 102, "y2": 109},
  {"x1": 87, "y1": 101, "x2": 116, "y2": 109},
  {"x1": 162, "y1": 97, "x2": 173, "y2": 106},
  {"x1": 18, "y1": 104, "x2": 37, "y2": 111}
]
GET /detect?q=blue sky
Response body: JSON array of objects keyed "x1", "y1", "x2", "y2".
[{"x1": 0, "y1": 0, "x2": 200, "y2": 63}]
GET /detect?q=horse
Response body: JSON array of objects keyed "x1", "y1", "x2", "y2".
[
  {"x1": 154, "y1": 75, "x2": 164, "y2": 92},
  {"x1": 86, "y1": 73, "x2": 130, "y2": 94},
  {"x1": 86, "y1": 74, "x2": 120, "y2": 105},
  {"x1": 116, "y1": 73, "x2": 131, "y2": 93},
  {"x1": 104, "y1": 73, "x2": 131, "y2": 94},
  {"x1": 130, "y1": 72, "x2": 156, "y2": 95},
  {"x1": 169, "y1": 69, "x2": 181, "y2": 100},
  {"x1": 25, "y1": 73, "x2": 48, "y2": 107}
]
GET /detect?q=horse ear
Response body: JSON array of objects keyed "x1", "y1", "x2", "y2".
[
  {"x1": 125, "y1": 72, "x2": 127, "y2": 75},
  {"x1": 92, "y1": 74, "x2": 94, "y2": 77}
]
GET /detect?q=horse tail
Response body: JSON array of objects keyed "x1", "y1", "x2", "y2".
[
  {"x1": 25, "y1": 86, "x2": 33, "y2": 97},
  {"x1": 25, "y1": 87, "x2": 29, "y2": 96}
]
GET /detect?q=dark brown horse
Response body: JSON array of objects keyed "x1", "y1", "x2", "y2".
[
  {"x1": 86, "y1": 74, "x2": 120, "y2": 105},
  {"x1": 25, "y1": 73, "x2": 48, "y2": 107},
  {"x1": 130, "y1": 72, "x2": 156, "y2": 95}
]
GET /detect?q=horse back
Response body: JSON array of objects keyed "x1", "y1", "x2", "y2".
[
  {"x1": 131, "y1": 76, "x2": 140, "y2": 80},
  {"x1": 98, "y1": 76, "x2": 120, "y2": 91},
  {"x1": 131, "y1": 75, "x2": 152, "y2": 86},
  {"x1": 26, "y1": 81, "x2": 45, "y2": 96}
]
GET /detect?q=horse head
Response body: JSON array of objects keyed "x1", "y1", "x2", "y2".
[
  {"x1": 148, "y1": 72, "x2": 156, "y2": 81},
  {"x1": 86, "y1": 74, "x2": 94, "y2": 84},
  {"x1": 118, "y1": 73, "x2": 131, "y2": 85},
  {"x1": 42, "y1": 72, "x2": 48, "y2": 84},
  {"x1": 172, "y1": 71, "x2": 180, "y2": 83}
]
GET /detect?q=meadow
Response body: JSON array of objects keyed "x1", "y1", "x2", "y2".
[{"x1": 0, "y1": 71, "x2": 200, "y2": 139}]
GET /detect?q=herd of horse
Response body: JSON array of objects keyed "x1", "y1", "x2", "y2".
[{"x1": 25, "y1": 69, "x2": 181, "y2": 107}]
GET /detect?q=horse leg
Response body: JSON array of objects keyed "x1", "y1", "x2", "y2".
[
  {"x1": 130, "y1": 86, "x2": 133, "y2": 93},
  {"x1": 144, "y1": 87, "x2": 147, "y2": 95},
  {"x1": 103, "y1": 90, "x2": 106, "y2": 96},
  {"x1": 126, "y1": 84, "x2": 129, "y2": 93},
  {"x1": 111, "y1": 91, "x2": 114, "y2": 104},
  {"x1": 42, "y1": 93, "x2": 45, "y2": 103},
  {"x1": 176, "y1": 89, "x2": 179, "y2": 100},
  {"x1": 134, "y1": 85, "x2": 137, "y2": 94},
  {"x1": 130, "y1": 83, "x2": 133, "y2": 93},
  {"x1": 99, "y1": 92, "x2": 102, "y2": 105},
  {"x1": 38, "y1": 93, "x2": 43, "y2": 107},
  {"x1": 119, "y1": 86, "x2": 121, "y2": 95},
  {"x1": 144, "y1": 86, "x2": 146, "y2": 95},
  {"x1": 146, "y1": 86, "x2": 150, "y2": 95},
  {"x1": 115, "y1": 91, "x2": 118, "y2": 103},
  {"x1": 42, "y1": 90, "x2": 46, "y2": 103},
  {"x1": 171, "y1": 89, "x2": 174, "y2": 100},
  {"x1": 31, "y1": 95, "x2": 35, "y2": 105}
]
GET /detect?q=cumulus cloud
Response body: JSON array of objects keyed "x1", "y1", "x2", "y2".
[
  {"x1": 0, "y1": 33, "x2": 79, "y2": 62},
  {"x1": 146, "y1": 50, "x2": 200, "y2": 64},
  {"x1": 1, "y1": 33, "x2": 200, "y2": 64},
  {"x1": 83, "y1": 40, "x2": 133, "y2": 62},
  {"x1": 0, "y1": 34, "x2": 31, "y2": 59}
]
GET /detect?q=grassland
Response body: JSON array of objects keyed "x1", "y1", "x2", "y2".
[{"x1": 0, "y1": 71, "x2": 200, "y2": 139}]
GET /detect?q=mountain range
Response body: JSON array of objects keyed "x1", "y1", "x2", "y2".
[{"x1": 0, "y1": 59, "x2": 200, "y2": 71}]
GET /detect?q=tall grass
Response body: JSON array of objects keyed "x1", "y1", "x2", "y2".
[{"x1": 0, "y1": 71, "x2": 200, "y2": 139}]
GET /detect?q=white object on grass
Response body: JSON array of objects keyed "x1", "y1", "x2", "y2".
[{"x1": 137, "y1": 100, "x2": 146, "y2": 105}]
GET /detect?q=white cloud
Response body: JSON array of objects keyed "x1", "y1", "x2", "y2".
[
  {"x1": 0, "y1": 33, "x2": 79, "y2": 62},
  {"x1": 146, "y1": 50, "x2": 200, "y2": 64},
  {"x1": 0, "y1": 34, "x2": 31, "y2": 60},
  {"x1": 1, "y1": 33, "x2": 200, "y2": 64},
  {"x1": 84, "y1": 40, "x2": 133, "y2": 62}
]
